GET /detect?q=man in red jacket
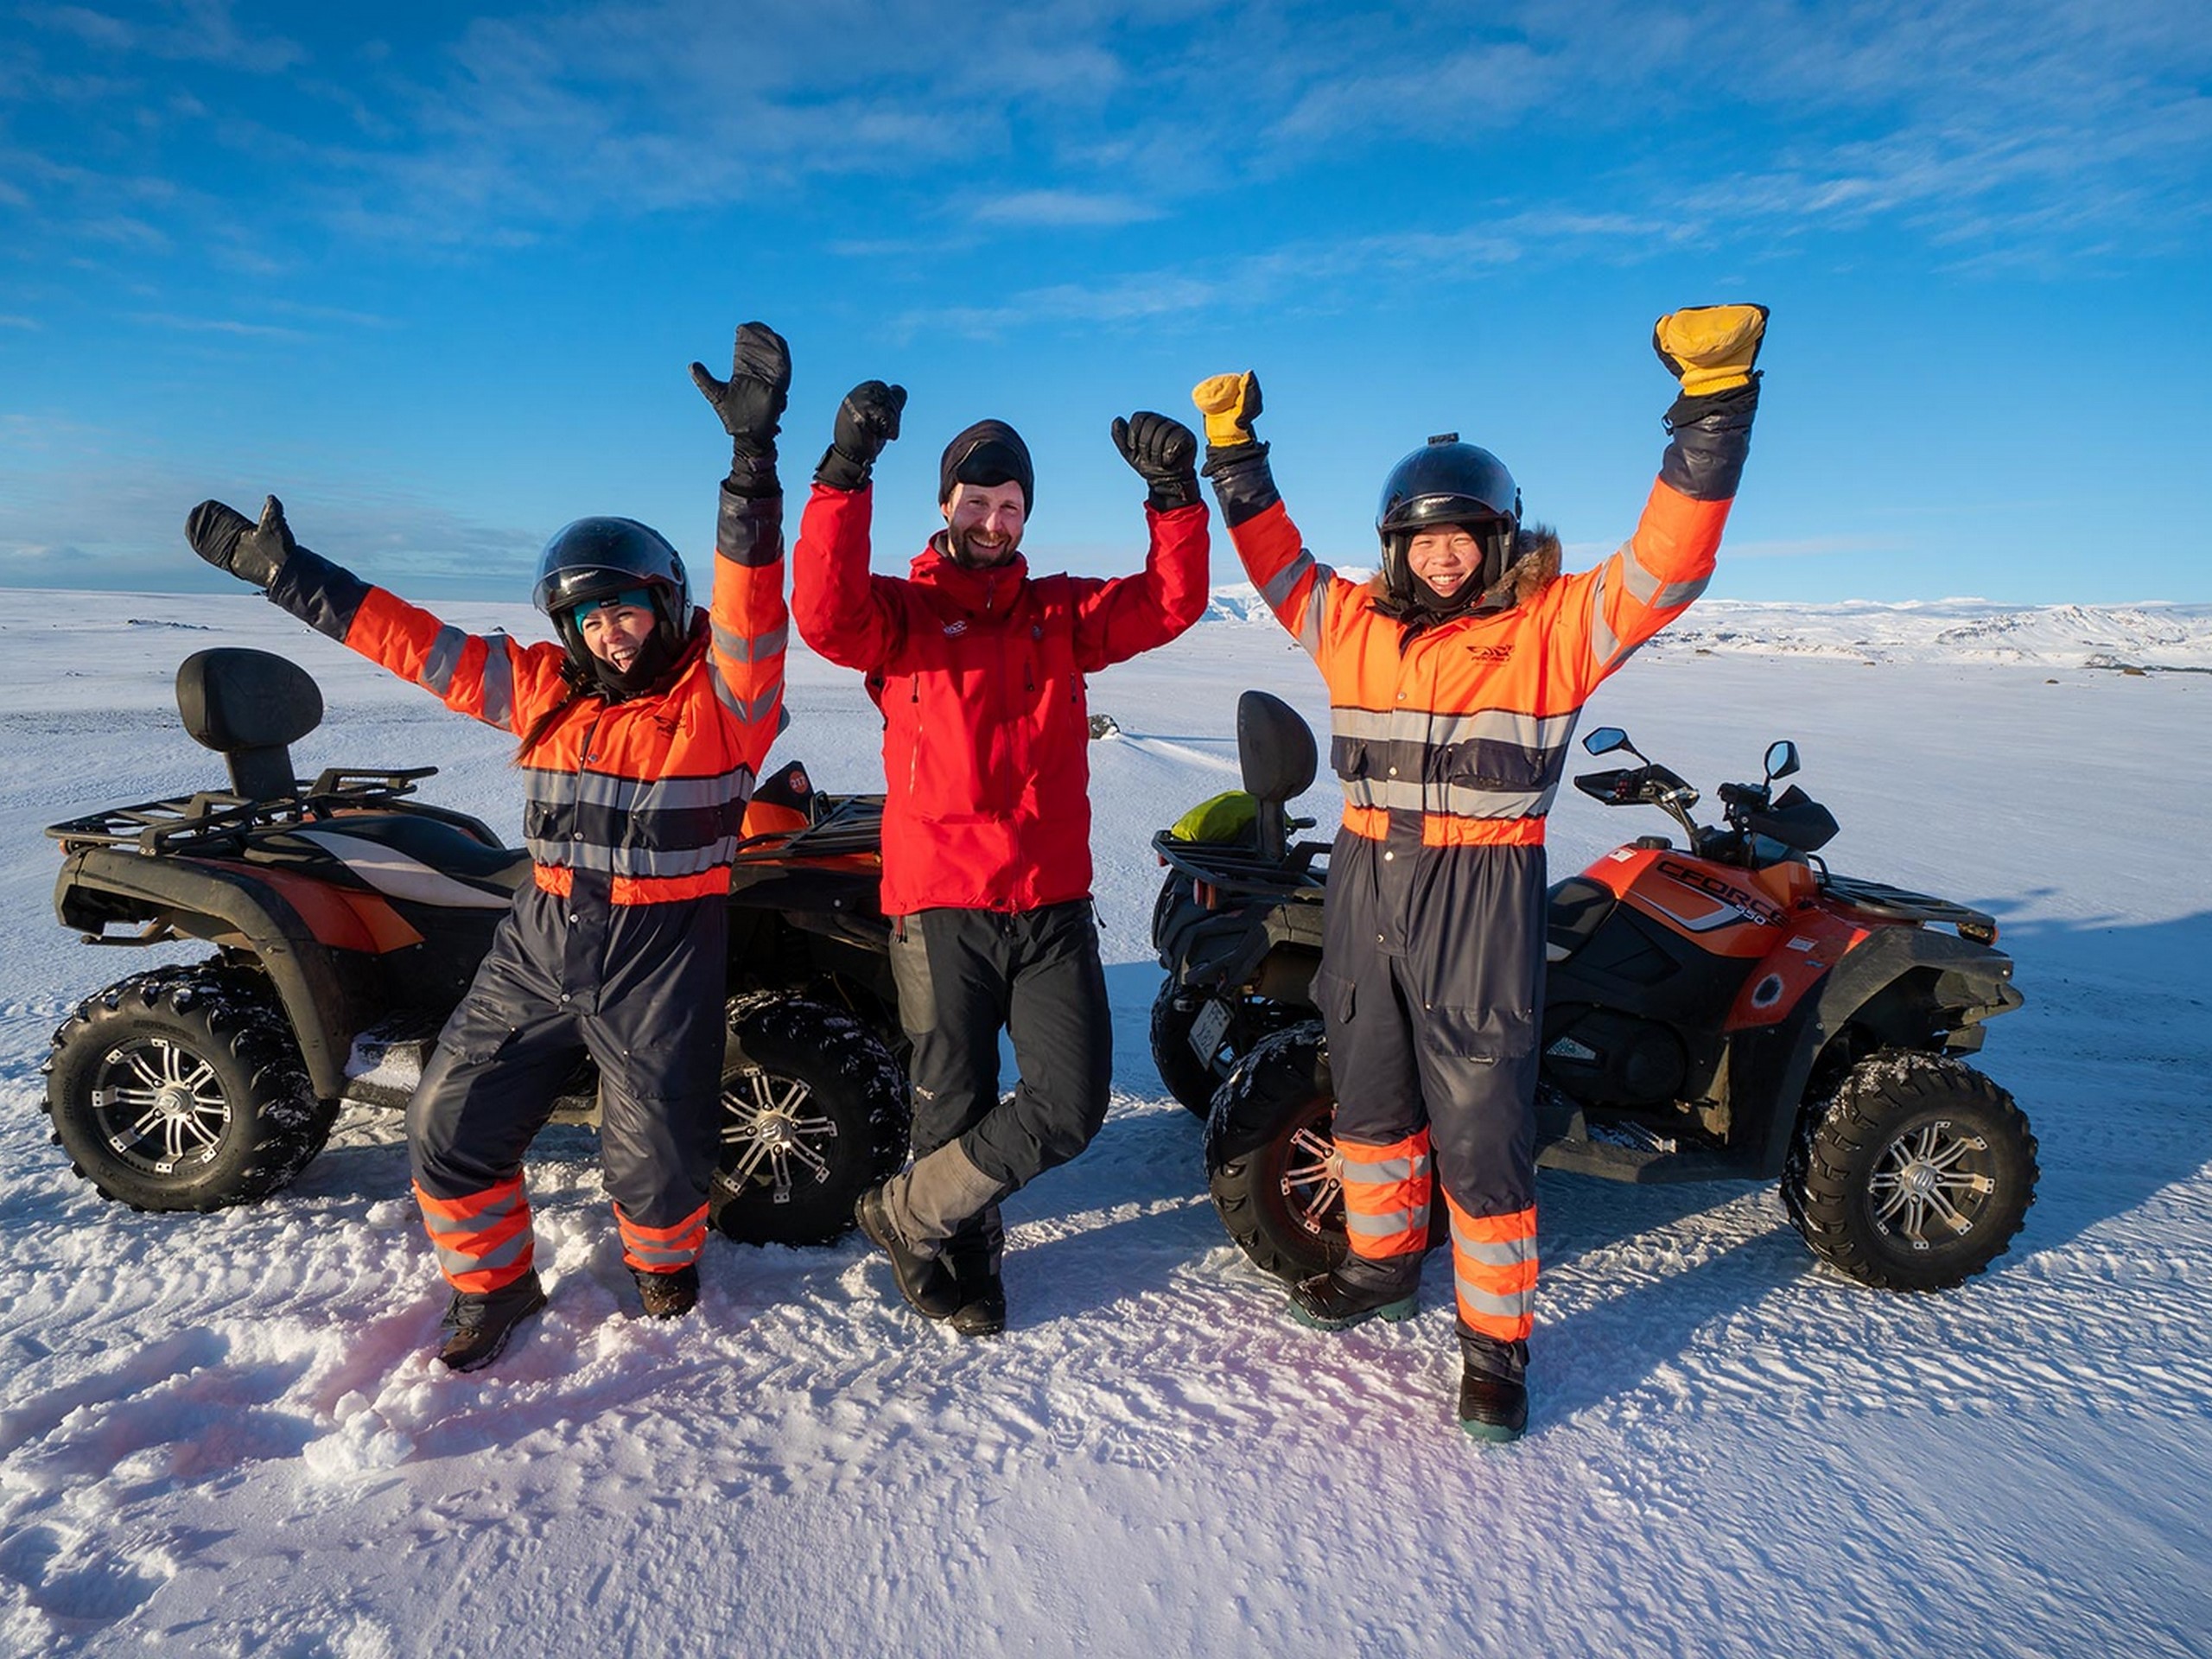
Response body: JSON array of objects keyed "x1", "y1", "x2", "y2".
[{"x1": 792, "y1": 385, "x2": 1209, "y2": 1334}]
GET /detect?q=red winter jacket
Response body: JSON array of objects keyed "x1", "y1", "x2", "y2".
[{"x1": 793, "y1": 483, "x2": 1208, "y2": 916}]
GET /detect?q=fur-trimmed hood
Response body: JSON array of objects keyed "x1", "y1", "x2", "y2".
[{"x1": 1369, "y1": 521, "x2": 1562, "y2": 628}]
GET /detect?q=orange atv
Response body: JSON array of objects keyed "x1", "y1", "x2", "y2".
[
  {"x1": 41, "y1": 646, "x2": 906, "y2": 1244},
  {"x1": 1157, "y1": 692, "x2": 2036, "y2": 1294}
]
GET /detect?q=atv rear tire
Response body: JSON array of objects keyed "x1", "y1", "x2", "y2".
[
  {"x1": 709, "y1": 994, "x2": 908, "y2": 1247},
  {"x1": 43, "y1": 962, "x2": 334, "y2": 1211},
  {"x1": 1204, "y1": 1021, "x2": 1348, "y2": 1283},
  {"x1": 1783, "y1": 1050, "x2": 2038, "y2": 1291}
]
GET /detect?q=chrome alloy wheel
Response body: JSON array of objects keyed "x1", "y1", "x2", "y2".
[
  {"x1": 92, "y1": 1037, "x2": 230, "y2": 1175},
  {"x1": 1866, "y1": 1118, "x2": 1998, "y2": 1246},
  {"x1": 719, "y1": 1065, "x2": 839, "y2": 1205},
  {"x1": 1279, "y1": 1119, "x2": 1345, "y2": 1242}
]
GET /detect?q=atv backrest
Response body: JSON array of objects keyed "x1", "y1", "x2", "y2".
[
  {"x1": 1236, "y1": 690, "x2": 1317, "y2": 865},
  {"x1": 175, "y1": 648, "x2": 324, "y2": 801}
]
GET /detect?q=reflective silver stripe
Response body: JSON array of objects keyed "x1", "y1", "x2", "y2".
[
  {"x1": 432, "y1": 1228, "x2": 534, "y2": 1279},
  {"x1": 1338, "y1": 1151, "x2": 1432, "y2": 1183},
  {"x1": 1262, "y1": 549, "x2": 1315, "y2": 612},
  {"x1": 1346, "y1": 1206, "x2": 1428, "y2": 1238},
  {"x1": 1590, "y1": 561, "x2": 1622, "y2": 671},
  {"x1": 1298, "y1": 573, "x2": 1329, "y2": 660},
  {"x1": 1333, "y1": 706, "x2": 1580, "y2": 751},
  {"x1": 1453, "y1": 1233, "x2": 1540, "y2": 1268},
  {"x1": 524, "y1": 838, "x2": 570, "y2": 867},
  {"x1": 524, "y1": 770, "x2": 746, "y2": 813},
  {"x1": 1453, "y1": 1273, "x2": 1535, "y2": 1320},
  {"x1": 1341, "y1": 774, "x2": 1554, "y2": 818},
  {"x1": 716, "y1": 685, "x2": 779, "y2": 724},
  {"x1": 1623, "y1": 543, "x2": 1710, "y2": 613},
  {"x1": 480, "y1": 636, "x2": 515, "y2": 728},
  {"x1": 713, "y1": 619, "x2": 788, "y2": 664},
  {"x1": 421, "y1": 626, "x2": 466, "y2": 696},
  {"x1": 626, "y1": 1239, "x2": 697, "y2": 1268},
  {"x1": 541, "y1": 838, "x2": 742, "y2": 877}
]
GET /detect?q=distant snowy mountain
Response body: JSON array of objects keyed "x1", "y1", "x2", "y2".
[{"x1": 1202, "y1": 584, "x2": 2212, "y2": 669}]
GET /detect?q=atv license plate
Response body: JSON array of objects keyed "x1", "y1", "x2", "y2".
[{"x1": 1189, "y1": 996, "x2": 1233, "y2": 1062}]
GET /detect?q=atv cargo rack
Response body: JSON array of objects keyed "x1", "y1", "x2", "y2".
[
  {"x1": 1817, "y1": 871, "x2": 2000, "y2": 944},
  {"x1": 45, "y1": 768, "x2": 487, "y2": 858}
]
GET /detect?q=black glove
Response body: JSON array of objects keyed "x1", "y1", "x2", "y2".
[
  {"x1": 185, "y1": 494, "x2": 296, "y2": 589},
  {"x1": 815, "y1": 380, "x2": 907, "y2": 493},
  {"x1": 691, "y1": 321, "x2": 791, "y2": 465},
  {"x1": 1111, "y1": 411, "x2": 1201, "y2": 512}
]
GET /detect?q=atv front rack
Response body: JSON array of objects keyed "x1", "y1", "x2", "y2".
[
  {"x1": 48, "y1": 768, "x2": 443, "y2": 857},
  {"x1": 730, "y1": 792, "x2": 885, "y2": 863}
]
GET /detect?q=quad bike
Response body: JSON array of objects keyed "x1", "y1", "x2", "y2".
[
  {"x1": 41, "y1": 646, "x2": 908, "y2": 1245},
  {"x1": 1153, "y1": 691, "x2": 2035, "y2": 1294}
]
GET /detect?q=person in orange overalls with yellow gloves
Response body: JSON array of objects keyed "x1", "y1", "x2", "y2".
[
  {"x1": 185, "y1": 323, "x2": 795, "y2": 1371},
  {"x1": 1192, "y1": 304, "x2": 1768, "y2": 1439}
]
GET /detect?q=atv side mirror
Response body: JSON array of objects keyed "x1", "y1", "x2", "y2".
[
  {"x1": 176, "y1": 648, "x2": 324, "y2": 801},
  {"x1": 1584, "y1": 727, "x2": 1630, "y2": 756},
  {"x1": 1236, "y1": 690, "x2": 1318, "y2": 864},
  {"x1": 1764, "y1": 740, "x2": 1800, "y2": 782}
]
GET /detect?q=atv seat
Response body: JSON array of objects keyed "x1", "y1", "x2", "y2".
[
  {"x1": 291, "y1": 815, "x2": 529, "y2": 910},
  {"x1": 176, "y1": 648, "x2": 323, "y2": 800},
  {"x1": 1546, "y1": 875, "x2": 1617, "y2": 963}
]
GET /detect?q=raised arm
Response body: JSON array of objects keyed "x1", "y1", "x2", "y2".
[
  {"x1": 1068, "y1": 411, "x2": 1211, "y2": 670},
  {"x1": 791, "y1": 379, "x2": 910, "y2": 671},
  {"x1": 691, "y1": 321, "x2": 792, "y2": 769},
  {"x1": 1191, "y1": 371, "x2": 1338, "y2": 664},
  {"x1": 1562, "y1": 302, "x2": 1768, "y2": 692},
  {"x1": 185, "y1": 494, "x2": 563, "y2": 734}
]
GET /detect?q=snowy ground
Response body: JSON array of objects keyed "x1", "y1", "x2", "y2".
[{"x1": 2, "y1": 588, "x2": 2209, "y2": 1657}]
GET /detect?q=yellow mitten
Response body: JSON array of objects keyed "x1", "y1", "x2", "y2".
[
  {"x1": 1191, "y1": 371, "x2": 1263, "y2": 448},
  {"x1": 1652, "y1": 304, "x2": 1770, "y2": 396}
]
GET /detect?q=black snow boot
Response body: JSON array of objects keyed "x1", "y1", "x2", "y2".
[
  {"x1": 944, "y1": 1208, "x2": 1007, "y2": 1338},
  {"x1": 1289, "y1": 1262, "x2": 1420, "y2": 1332},
  {"x1": 632, "y1": 1262, "x2": 699, "y2": 1320},
  {"x1": 1457, "y1": 1333, "x2": 1529, "y2": 1443},
  {"x1": 435, "y1": 1270, "x2": 548, "y2": 1372},
  {"x1": 855, "y1": 1184, "x2": 960, "y2": 1320}
]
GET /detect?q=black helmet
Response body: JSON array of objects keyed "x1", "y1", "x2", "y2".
[
  {"x1": 531, "y1": 516, "x2": 691, "y2": 674},
  {"x1": 1375, "y1": 435, "x2": 1522, "y2": 605}
]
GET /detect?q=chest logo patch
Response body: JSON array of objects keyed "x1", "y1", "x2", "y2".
[
  {"x1": 944, "y1": 620, "x2": 969, "y2": 637},
  {"x1": 1465, "y1": 643, "x2": 1513, "y2": 662}
]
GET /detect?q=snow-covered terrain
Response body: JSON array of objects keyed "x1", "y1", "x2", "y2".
[{"x1": 2, "y1": 588, "x2": 2208, "y2": 1657}]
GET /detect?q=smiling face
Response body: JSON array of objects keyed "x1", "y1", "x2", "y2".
[
  {"x1": 1404, "y1": 524, "x2": 1486, "y2": 598},
  {"x1": 575, "y1": 596, "x2": 656, "y2": 671},
  {"x1": 942, "y1": 480, "x2": 1027, "y2": 568}
]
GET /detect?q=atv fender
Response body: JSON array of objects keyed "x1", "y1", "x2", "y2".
[
  {"x1": 1729, "y1": 925, "x2": 2020, "y2": 1179},
  {"x1": 55, "y1": 847, "x2": 358, "y2": 1103}
]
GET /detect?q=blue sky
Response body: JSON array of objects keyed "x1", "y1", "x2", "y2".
[{"x1": 3, "y1": 1, "x2": 2208, "y2": 604}]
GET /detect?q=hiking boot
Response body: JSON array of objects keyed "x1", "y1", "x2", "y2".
[
  {"x1": 855, "y1": 1184, "x2": 959, "y2": 1320},
  {"x1": 1457, "y1": 1336, "x2": 1529, "y2": 1443},
  {"x1": 435, "y1": 1271, "x2": 548, "y2": 1372},
  {"x1": 946, "y1": 1258, "x2": 1007, "y2": 1338},
  {"x1": 632, "y1": 1262, "x2": 699, "y2": 1320},
  {"x1": 1288, "y1": 1268, "x2": 1419, "y2": 1332}
]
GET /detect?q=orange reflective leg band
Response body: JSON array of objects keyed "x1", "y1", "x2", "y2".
[
  {"x1": 1337, "y1": 1128, "x2": 1433, "y2": 1261},
  {"x1": 1444, "y1": 1195, "x2": 1538, "y2": 1342},
  {"x1": 615, "y1": 1201, "x2": 709, "y2": 1274},
  {"x1": 416, "y1": 1176, "x2": 536, "y2": 1294}
]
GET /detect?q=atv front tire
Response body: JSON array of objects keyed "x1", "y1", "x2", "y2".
[
  {"x1": 1783, "y1": 1050, "x2": 2038, "y2": 1291},
  {"x1": 709, "y1": 994, "x2": 909, "y2": 1246},
  {"x1": 1204, "y1": 1021, "x2": 1348, "y2": 1283},
  {"x1": 44, "y1": 963, "x2": 334, "y2": 1211}
]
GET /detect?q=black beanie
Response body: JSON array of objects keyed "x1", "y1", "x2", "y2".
[{"x1": 938, "y1": 419, "x2": 1033, "y2": 512}]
